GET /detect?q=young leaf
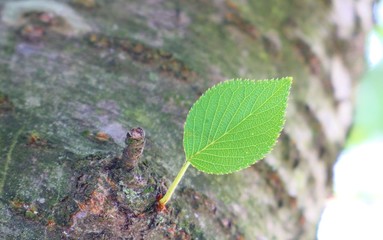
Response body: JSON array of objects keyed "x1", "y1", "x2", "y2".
[
  {"x1": 158, "y1": 77, "x2": 292, "y2": 206},
  {"x1": 184, "y1": 77, "x2": 292, "y2": 174}
]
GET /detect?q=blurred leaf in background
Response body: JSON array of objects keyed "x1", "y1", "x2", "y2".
[
  {"x1": 346, "y1": 3, "x2": 383, "y2": 147},
  {"x1": 347, "y1": 60, "x2": 383, "y2": 146}
]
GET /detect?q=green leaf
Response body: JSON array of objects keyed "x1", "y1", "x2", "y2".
[
  {"x1": 347, "y1": 61, "x2": 383, "y2": 146},
  {"x1": 183, "y1": 77, "x2": 292, "y2": 174}
]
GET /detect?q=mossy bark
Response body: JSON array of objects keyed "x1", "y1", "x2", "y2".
[{"x1": 0, "y1": 0, "x2": 371, "y2": 239}]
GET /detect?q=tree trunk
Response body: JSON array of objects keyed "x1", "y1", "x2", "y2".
[{"x1": 0, "y1": 0, "x2": 372, "y2": 239}]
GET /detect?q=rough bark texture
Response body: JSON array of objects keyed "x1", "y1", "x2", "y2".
[{"x1": 0, "y1": 0, "x2": 372, "y2": 239}]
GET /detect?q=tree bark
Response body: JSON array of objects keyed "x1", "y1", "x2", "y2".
[{"x1": 0, "y1": 0, "x2": 372, "y2": 239}]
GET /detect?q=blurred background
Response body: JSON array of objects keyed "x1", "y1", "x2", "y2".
[{"x1": 318, "y1": 1, "x2": 383, "y2": 239}]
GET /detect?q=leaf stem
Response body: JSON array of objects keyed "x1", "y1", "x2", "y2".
[{"x1": 159, "y1": 161, "x2": 191, "y2": 206}]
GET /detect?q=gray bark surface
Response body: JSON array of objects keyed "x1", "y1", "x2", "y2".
[{"x1": 0, "y1": 0, "x2": 372, "y2": 239}]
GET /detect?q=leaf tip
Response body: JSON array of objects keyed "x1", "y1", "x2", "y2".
[{"x1": 286, "y1": 76, "x2": 293, "y2": 84}]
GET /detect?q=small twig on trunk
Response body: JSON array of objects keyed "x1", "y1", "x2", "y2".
[{"x1": 122, "y1": 127, "x2": 145, "y2": 169}]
